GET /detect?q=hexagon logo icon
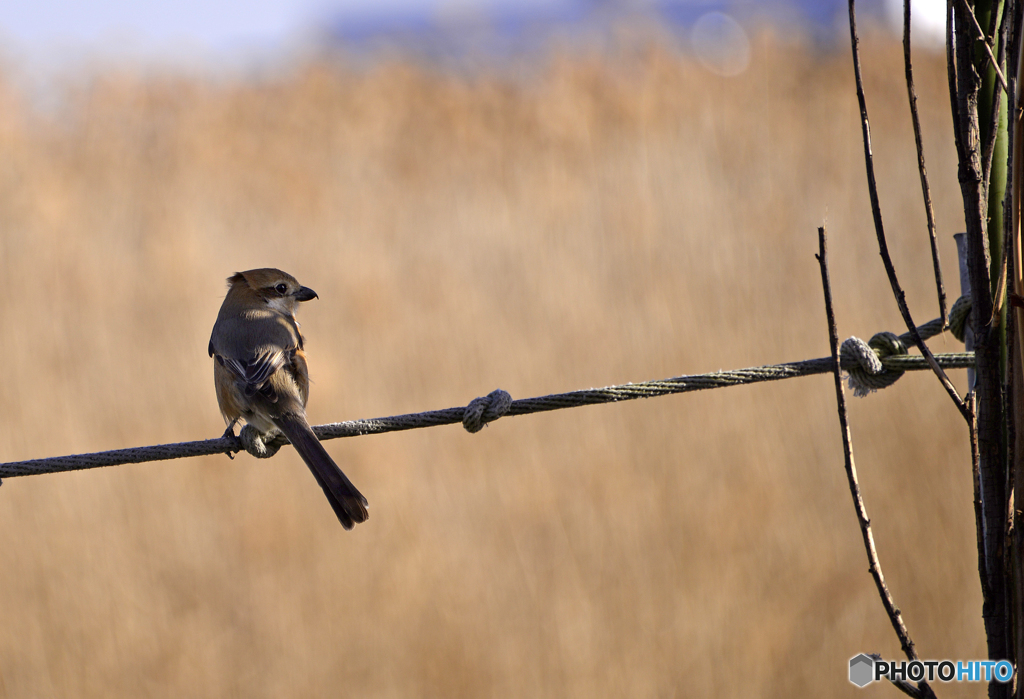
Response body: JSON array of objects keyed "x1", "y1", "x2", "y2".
[{"x1": 850, "y1": 654, "x2": 875, "y2": 687}]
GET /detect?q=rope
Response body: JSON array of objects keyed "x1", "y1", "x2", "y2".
[
  {"x1": 948, "y1": 294, "x2": 972, "y2": 342},
  {"x1": 0, "y1": 324, "x2": 973, "y2": 480},
  {"x1": 840, "y1": 314, "x2": 948, "y2": 397}
]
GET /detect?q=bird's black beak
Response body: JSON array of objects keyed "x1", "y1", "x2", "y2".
[{"x1": 295, "y1": 286, "x2": 318, "y2": 302}]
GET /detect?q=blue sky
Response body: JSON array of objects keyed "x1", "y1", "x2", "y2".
[{"x1": 0, "y1": 0, "x2": 946, "y2": 71}]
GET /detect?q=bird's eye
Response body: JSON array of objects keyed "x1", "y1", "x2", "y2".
[{"x1": 275, "y1": 283, "x2": 288, "y2": 295}]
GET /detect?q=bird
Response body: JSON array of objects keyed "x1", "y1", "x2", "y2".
[{"x1": 208, "y1": 268, "x2": 369, "y2": 529}]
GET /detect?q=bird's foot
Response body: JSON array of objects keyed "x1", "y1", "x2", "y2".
[
  {"x1": 239, "y1": 424, "x2": 282, "y2": 459},
  {"x1": 221, "y1": 420, "x2": 239, "y2": 459}
]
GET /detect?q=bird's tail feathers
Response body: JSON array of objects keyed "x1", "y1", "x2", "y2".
[{"x1": 273, "y1": 413, "x2": 369, "y2": 530}]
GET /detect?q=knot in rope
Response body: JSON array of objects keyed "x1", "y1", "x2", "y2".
[
  {"x1": 463, "y1": 389, "x2": 512, "y2": 433},
  {"x1": 239, "y1": 424, "x2": 282, "y2": 459},
  {"x1": 841, "y1": 331, "x2": 907, "y2": 397},
  {"x1": 948, "y1": 294, "x2": 972, "y2": 343}
]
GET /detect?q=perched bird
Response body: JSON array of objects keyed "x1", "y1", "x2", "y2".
[{"x1": 209, "y1": 268, "x2": 369, "y2": 529}]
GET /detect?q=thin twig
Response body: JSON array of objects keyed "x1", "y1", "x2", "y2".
[
  {"x1": 816, "y1": 226, "x2": 934, "y2": 699},
  {"x1": 980, "y1": 0, "x2": 1008, "y2": 193},
  {"x1": 991, "y1": 245, "x2": 1009, "y2": 327},
  {"x1": 904, "y1": 0, "x2": 948, "y2": 324},
  {"x1": 848, "y1": 0, "x2": 970, "y2": 422},
  {"x1": 948, "y1": 0, "x2": 967, "y2": 167},
  {"x1": 961, "y1": 0, "x2": 1010, "y2": 95},
  {"x1": 972, "y1": 391, "x2": 989, "y2": 602},
  {"x1": 1007, "y1": 0, "x2": 1024, "y2": 338},
  {"x1": 891, "y1": 678, "x2": 931, "y2": 698},
  {"x1": 985, "y1": 0, "x2": 1012, "y2": 328}
]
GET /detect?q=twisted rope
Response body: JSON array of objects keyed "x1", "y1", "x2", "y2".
[
  {"x1": 0, "y1": 318, "x2": 973, "y2": 480},
  {"x1": 948, "y1": 294, "x2": 972, "y2": 342},
  {"x1": 840, "y1": 314, "x2": 950, "y2": 397}
]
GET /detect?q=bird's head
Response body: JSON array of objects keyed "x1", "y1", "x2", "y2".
[{"x1": 226, "y1": 268, "x2": 318, "y2": 315}]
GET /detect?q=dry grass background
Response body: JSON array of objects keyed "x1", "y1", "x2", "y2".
[{"x1": 0, "y1": 30, "x2": 986, "y2": 697}]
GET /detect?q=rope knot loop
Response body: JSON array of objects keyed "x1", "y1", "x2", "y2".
[
  {"x1": 463, "y1": 389, "x2": 513, "y2": 433},
  {"x1": 239, "y1": 424, "x2": 283, "y2": 459},
  {"x1": 841, "y1": 331, "x2": 907, "y2": 397},
  {"x1": 948, "y1": 294, "x2": 972, "y2": 343}
]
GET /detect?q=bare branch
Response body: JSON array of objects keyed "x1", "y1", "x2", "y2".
[
  {"x1": 971, "y1": 392, "x2": 989, "y2": 600},
  {"x1": 891, "y1": 677, "x2": 932, "y2": 698},
  {"x1": 816, "y1": 226, "x2": 935, "y2": 699},
  {"x1": 848, "y1": 0, "x2": 970, "y2": 422},
  {"x1": 979, "y1": 0, "x2": 1008, "y2": 191},
  {"x1": 950, "y1": 0, "x2": 1012, "y2": 677},
  {"x1": 948, "y1": 0, "x2": 967, "y2": 167},
  {"x1": 904, "y1": 0, "x2": 948, "y2": 323},
  {"x1": 961, "y1": 0, "x2": 1010, "y2": 95}
]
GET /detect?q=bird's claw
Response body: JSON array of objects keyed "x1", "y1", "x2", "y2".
[{"x1": 239, "y1": 424, "x2": 282, "y2": 459}]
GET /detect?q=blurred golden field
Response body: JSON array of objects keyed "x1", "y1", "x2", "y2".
[{"x1": 0, "y1": 30, "x2": 986, "y2": 697}]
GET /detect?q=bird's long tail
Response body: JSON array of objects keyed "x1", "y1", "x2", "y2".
[{"x1": 273, "y1": 413, "x2": 369, "y2": 529}]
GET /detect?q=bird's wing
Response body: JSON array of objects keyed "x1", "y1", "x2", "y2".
[
  {"x1": 242, "y1": 348, "x2": 288, "y2": 395},
  {"x1": 210, "y1": 313, "x2": 299, "y2": 399}
]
